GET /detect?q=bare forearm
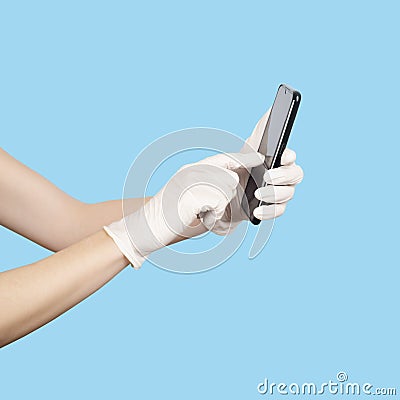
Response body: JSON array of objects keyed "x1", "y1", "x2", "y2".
[
  {"x1": 0, "y1": 148, "x2": 147, "y2": 251},
  {"x1": 0, "y1": 230, "x2": 129, "y2": 347},
  {"x1": 76, "y1": 198, "x2": 150, "y2": 243},
  {"x1": 0, "y1": 148, "x2": 205, "y2": 251},
  {"x1": 39, "y1": 193, "x2": 206, "y2": 249}
]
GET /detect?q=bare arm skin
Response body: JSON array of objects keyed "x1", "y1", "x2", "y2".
[
  {"x1": 0, "y1": 148, "x2": 205, "y2": 250},
  {"x1": 0, "y1": 230, "x2": 129, "y2": 347},
  {"x1": 0, "y1": 148, "x2": 205, "y2": 347},
  {"x1": 0, "y1": 147, "x2": 146, "y2": 251}
]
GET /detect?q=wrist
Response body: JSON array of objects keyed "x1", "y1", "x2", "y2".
[
  {"x1": 103, "y1": 220, "x2": 146, "y2": 270},
  {"x1": 95, "y1": 230, "x2": 130, "y2": 273}
]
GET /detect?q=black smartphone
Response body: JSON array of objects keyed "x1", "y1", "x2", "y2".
[{"x1": 241, "y1": 84, "x2": 301, "y2": 225}]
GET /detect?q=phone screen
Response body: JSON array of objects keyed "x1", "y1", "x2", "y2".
[
  {"x1": 259, "y1": 85, "x2": 296, "y2": 168},
  {"x1": 242, "y1": 84, "x2": 301, "y2": 224}
]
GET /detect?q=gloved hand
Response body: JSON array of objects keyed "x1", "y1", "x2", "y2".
[
  {"x1": 210, "y1": 109, "x2": 304, "y2": 235},
  {"x1": 104, "y1": 152, "x2": 264, "y2": 269}
]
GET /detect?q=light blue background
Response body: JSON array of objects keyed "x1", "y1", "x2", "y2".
[{"x1": 1, "y1": 1, "x2": 399, "y2": 399}]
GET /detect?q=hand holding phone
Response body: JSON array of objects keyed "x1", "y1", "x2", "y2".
[
  {"x1": 202, "y1": 84, "x2": 303, "y2": 235},
  {"x1": 241, "y1": 84, "x2": 302, "y2": 224}
]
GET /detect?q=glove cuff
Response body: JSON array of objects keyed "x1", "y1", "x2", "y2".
[{"x1": 103, "y1": 220, "x2": 146, "y2": 270}]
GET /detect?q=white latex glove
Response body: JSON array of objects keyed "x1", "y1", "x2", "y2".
[
  {"x1": 104, "y1": 152, "x2": 264, "y2": 269},
  {"x1": 210, "y1": 109, "x2": 304, "y2": 235}
]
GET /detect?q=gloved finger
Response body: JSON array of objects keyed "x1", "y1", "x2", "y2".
[
  {"x1": 264, "y1": 164, "x2": 304, "y2": 185},
  {"x1": 280, "y1": 148, "x2": 297, "y2": 166},
  {"x1": 242, "y1": 108, "x2": 271, "y2": 152},
  {"x1": 253, "y1": 202, "x2": 287, "y2": 220},
  {"x1": 254, "y1": 185, "x2": 295, "y2": 204},
  {"x1": 179, "y1": 163, "x2": 240, "y2": 188},
  {"x1": 199, "y1": 152, "x2": 265, "y2": 171},
  {"x1": 195, "y1": 167, "x2": 239, "y2": 205}
]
